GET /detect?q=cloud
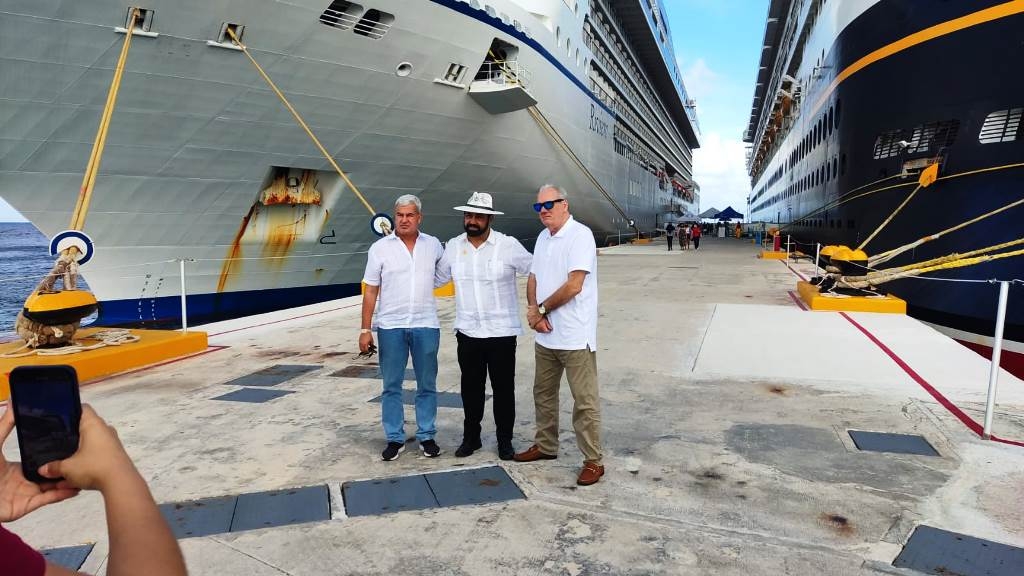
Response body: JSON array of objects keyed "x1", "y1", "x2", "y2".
[
  {"x1": 678, "y1": 57, "x2": 718, "y2": 104},
  {"x1": 691, "y1": 132, "x2": 751, "y2": 215}
]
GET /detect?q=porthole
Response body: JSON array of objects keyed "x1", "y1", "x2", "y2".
[{"x1": 395, "y1": 61, "x2": 413, "y2": 77}]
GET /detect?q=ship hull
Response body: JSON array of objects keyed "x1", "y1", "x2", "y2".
[
  {"x1": 0, "y1": 0, "x2": 698, "y2": 327},
  {"x1": 747, "y1": 0, "x2": 1024, "y2": 374}
]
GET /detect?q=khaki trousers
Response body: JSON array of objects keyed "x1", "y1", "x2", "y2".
[{"x1": 533, "y1": 344, "x2": 603, "y2": 464}]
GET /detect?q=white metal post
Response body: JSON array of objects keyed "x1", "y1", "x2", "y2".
[
  {"x1": 814, "y1": 243, "x2": 821, "y2": 277},
  {"x1": 982, "y1": 281, "x2": 1009, "y2": 438},
  {"x1": 786, "y1": 234, "x2": 791, "y2": 257},
  {"x1": 179, "y1": 258, "x2": 188, "y2": 333}
]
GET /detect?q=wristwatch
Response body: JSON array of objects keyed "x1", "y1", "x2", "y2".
[
  {"x1": 360, "y1": 328, "x2": 372, "y2": 334},
  {"x1": 537, "y1": 302, "x2": 547, "y2": 316}
]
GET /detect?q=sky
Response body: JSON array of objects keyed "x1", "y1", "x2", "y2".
[
  {"x1": 666, "y1": 0, "x2": 769, "y2": 216},
  {"x1": 0, "y1": 1, "x2": 767, "y2": 222}
]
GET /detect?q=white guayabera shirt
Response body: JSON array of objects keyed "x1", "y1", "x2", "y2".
[
  {"x1": 439, "y1": 229, "x2": 533, "y2": 338},
  {"x1": 362, "y1": 232, "x2": 447, "y2": 329}
]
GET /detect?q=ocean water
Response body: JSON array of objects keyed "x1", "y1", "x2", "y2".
[{"x1": 0, "y1": 222, "x2": 91, "y2": 338}]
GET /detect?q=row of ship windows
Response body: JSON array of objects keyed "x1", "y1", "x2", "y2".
[
  {"x1": 751, "y1": 155, "x2": 846, "y2": 213},
  {"x1": 751, "y1": 101, "x2": 842, "y2": 205},
  {"x1": 752, "y1": 106, "x2": 1020, "y2": 210}
]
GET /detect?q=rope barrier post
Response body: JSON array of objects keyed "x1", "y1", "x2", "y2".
[
  {"x1": 814, "y1": 243, "x2": 821, "y2": 277},
  {"x1": 786, "y1": 235, "x2": 791, "y2": 258},
  {"x1": 982, "y1": 280, "x2": 1010, "y2": 439},
  {"x1": 179, "y1": 258, "x2": 189, "y2": 333}
]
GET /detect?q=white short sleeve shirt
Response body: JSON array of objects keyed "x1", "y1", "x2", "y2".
[
  {"x1": 362, "y1": 232, "x2": 445, "y2": 329},
  {"x1": 441, "y1": 230, "x2": 533, "y2": 338},
  {"x1": 531, "y1": 216, "x2": 598, "y2": 350}
]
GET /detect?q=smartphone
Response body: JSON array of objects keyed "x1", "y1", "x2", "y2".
[{"x1": 9, "y1": 365, "x2": 82, "y2": 483}]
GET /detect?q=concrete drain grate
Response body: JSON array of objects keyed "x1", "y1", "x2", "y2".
[
  {"x1": 231, "y1": 485, "x2": 331, "y2": 532},
  {"x1": 426, "y1": 466, "x2": 525, "y2": 507},
  {"x1": 343, "y1": 474, "x2": 438, "y2": 517},
  {"x1": 342, "y1": 465, "x2": 524, "y2": 517},
  {"x1": 221, "y1": 364, "x2": 321, "y2": 387},
  {"x1": 893, "y1": 525, "x2": 1024, "y2": 575},
  {"x1": 330, "y1": 365, "x2": 414, "y2": 380},
  {"x1": 40, "y1": 544, "x2": 94, "y2": 570},
  {"x1": 211, "y1": 388, "x2": 295, "y2": 403},
  {"x1": 848, "y1": 430, "x2": 940, "y2": 456},
  {"x1": 159, "y1": 495, "x2": 237, "y2": 538},
  {"x1": 368, "y1": 389, "x2": 469, "y2": 409},
  {"x1": 159, "y1": 485, "x2": 331, "y2": 538}
]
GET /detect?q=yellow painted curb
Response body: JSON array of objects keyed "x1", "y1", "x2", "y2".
[
  {"x1": 796, "y1": 281, "x2": 906, "y2": 314},
  {"x1": 1, "y1": 329, "x2": 209, "y2": 401},
  {"x1": 760, "y1": 250, "x2": 789, "y2": 260},
  {"x1": 362, "y1": 281, "x2": 455, "y2": 298}
]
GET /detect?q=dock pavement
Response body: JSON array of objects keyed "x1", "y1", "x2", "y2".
[{"x1": 4, "y1": 235, "x2": 1023, "y2": 575}]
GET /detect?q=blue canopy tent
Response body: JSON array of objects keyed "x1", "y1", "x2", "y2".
[{"x1": 716, "y1": 206, "x2": 744, "y2": 221}]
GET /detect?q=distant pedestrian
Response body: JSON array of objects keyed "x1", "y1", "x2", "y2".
[
  {"x1": 691, "y1": 223, "x2": 702, "y2": 250},
  {"x1": 665, "y1": 222, "x2": 676, "y2": 251},
  {"x1": 516, "y1": 184, "x2": 604, "y2": 487},
  {"x1": 438, "y1": 192, "x2": 532, "y2": 460},
  {"x1": 360, "y1": 194, "x2": 448, "y2": 461},
  {"x1": 680, "y1": 224, "x2": 690, "y2": 250}
]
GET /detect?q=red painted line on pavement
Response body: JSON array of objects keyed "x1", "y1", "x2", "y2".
[
  {"x1": 84, "y1": 345, "x2": 231, "y2": 387},
  {"x1": 840, "y1": 312, "x2": 1024, "y2": 448},
  {"x1": 781, "y1": 259, "x2": 809, "y2": 281},
  {"x1": 787, "y1": 291, "x2": 808, "y2": 311},
  {"x1": 208, "y1": 303, "x2": 361, "y2": 337}
]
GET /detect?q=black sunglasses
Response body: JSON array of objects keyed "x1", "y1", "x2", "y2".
[{"x1": 533, "y1": 199, "x2": 565, "y2": 212}]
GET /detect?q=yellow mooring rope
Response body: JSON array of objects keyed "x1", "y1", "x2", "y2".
[
  {"x1": 870, "y1": 195, "x2": 1024, "y2": 266},
  {"x1": 225, "y1": 27, "x2": 385, "y2": 232},
  {"x1": 69, "y1": 8, "x2": 139, "y2": 231}
]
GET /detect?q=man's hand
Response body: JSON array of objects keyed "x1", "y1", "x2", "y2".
[
  {"x1": 359, "y1": 331, "x2": 375, "y2": 354},
  {"x1": 0, "y1": 407, "x2": 79, "y2": 522},
  {"x1": 526, "y1": 305, "x2": 542, "y2": 330},
  {"x1": 38, "y1": 405, "x2": 137, "y2": 494},
  {"x1": 534, "y1": 317, "x2": 553, "y2": 333}
]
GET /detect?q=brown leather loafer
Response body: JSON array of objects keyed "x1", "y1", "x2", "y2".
[
  {"x1": 513, "y1": 444, "x2": 557, "y2": 462},
  {"x1": 576, "y1": 462, "x2": 605, "y2": 486}
]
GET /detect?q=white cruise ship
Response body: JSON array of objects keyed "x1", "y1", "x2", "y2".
[{"x1": 0, "y1": 0, "x2": 700, "y2": 326}]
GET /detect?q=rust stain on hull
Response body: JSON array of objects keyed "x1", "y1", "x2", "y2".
[{"x1": 217, "y1": 204, "x2": 257, "y2": 293}]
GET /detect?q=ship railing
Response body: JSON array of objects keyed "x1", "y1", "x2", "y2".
[{"x1": 473, "y1": 60, "x2": 532, "y2": 89}]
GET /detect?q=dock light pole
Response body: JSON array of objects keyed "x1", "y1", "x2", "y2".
[{"x1": 982, "y1": 280, "x2": 1010, "y2": 439}]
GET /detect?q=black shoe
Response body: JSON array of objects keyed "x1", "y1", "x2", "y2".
[
  {"x1": 381, "y1": 441, "x2": 405, "y2": 461},
  {"x1": 455, "y1": 439, "x2": 482, "y2": 458},
  {"x1": 420, "y1": 439, "x2": 443, "y2": 458},
  {"x1": 497, "y1": 441, "x2": 515, "y2": 461}
]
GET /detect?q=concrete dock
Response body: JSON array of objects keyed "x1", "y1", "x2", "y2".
[{"x1": 4, "y1": 236, "x2": 1023, "y2": 575}]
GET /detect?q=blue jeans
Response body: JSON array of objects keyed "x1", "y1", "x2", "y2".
[{"x1": 377, "y1": 327, "x2": 440, "y2": 443}]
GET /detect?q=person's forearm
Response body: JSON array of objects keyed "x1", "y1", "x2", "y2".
[
  {"x1": 102, "y1": 471, "x2": 186, "y2": 576},
  {"x1": 537, "y1": 281, "x2": 581, "y2": 312},
  {"x1": 527, "y1": 275, "x2": 537, "y2": 307},
  {"x1": 361, "y1": 288, "x2": 378, "y2": 329}
]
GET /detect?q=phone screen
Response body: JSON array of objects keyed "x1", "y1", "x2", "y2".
[{"x1": 10, "y1": 366, "x2": 82, "y2": 483}]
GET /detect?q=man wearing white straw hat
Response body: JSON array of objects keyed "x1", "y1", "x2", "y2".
[{"x1": 438, "y1": 192, "x2": 532, "y2": 460}]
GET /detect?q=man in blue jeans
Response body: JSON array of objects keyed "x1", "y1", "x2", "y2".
[{"x1": 359, "y1": 194, "x2": 448, "y2": 461}]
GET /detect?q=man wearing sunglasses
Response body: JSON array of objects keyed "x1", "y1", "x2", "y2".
[
  {"x1": 515, "y1": 184, "x2": 604, "y2": 486},
  {"x1": 437, "y1": 192, "x2": 533, "y2": 460}
]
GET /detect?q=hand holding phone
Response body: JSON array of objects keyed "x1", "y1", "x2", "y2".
[
  {"x1": 9, "y1": 365, "x2": 82, "y2": 484},
  {"x1": 0, "y1": 407, "x2": 80, "y2": 523}
]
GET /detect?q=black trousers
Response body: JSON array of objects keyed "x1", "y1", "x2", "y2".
[
  {"x1": 693, "y1": 236, "x2": 701, "y2": 249},
  {"x1": 666, "y1": 235, "x2": 674, "y2": 250},
  {"x1": 456, "y1": 332, "x2": 516, "y2": 443}
]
